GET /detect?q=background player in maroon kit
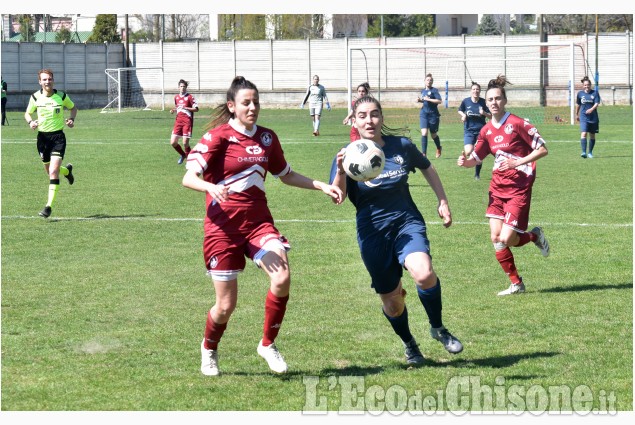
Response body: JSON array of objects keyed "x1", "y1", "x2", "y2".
[
  {"x1": 170, "y1": 79, "x2": 198, "y2": 164},
  {"x1": 457, "y1": 75, "x2": 550, "y2": 296},
  {"x1": 342, "y1": 82, "x2": 370, "y2": 142},
  {"x1": 182, "y1": 76, "x2": 343, "y2": 376}
]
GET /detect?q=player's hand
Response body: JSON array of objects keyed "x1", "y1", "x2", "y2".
[
  {"x1": 207, "y1": 184, "x2": 229, "y2": 204},
  {"x1": 29, "y1": 120, "x2": 39, "y2": 130},
  {"x1": 438, "y1": 201, "x2": 452, "y2": 228},
  {"x1": 66, "y1": 118, "x2": 75, "y2": 128},
  {"x1": 335, "y1": 148, "x2": 346, "y2": 171},
  {"x1": 326, "y1": 103, "x2": 331, "y2": 111},
  {"x1": 300, "y1": 103, "x2": 305, "y2": 109},
  {"x1": 170, "y1": 108, "x2": 176, "y2": 114},
  {"x1": 321, "y1": 183, "x2": 344, "y2": 205},
  {"x1": 457, "y1": 151, "x2": 467, "y2": 167}
]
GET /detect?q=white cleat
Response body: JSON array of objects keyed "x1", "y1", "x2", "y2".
[
  {"x1": 257, "y1": 340, "x2": 288, "y2": 374},
  {"x1": 497, "y1": 282, "x2": 526, "y2": 296},
  {"x1": 200, "y1": 339, "x2": 220, "y2": 376},
  {"x1": 530, "y1": 227, "x2": 550, "y2": 257}
]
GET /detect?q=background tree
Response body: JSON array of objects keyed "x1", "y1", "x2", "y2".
[
  {"x1": 56, "y1": 26, "x2": 73, "y2": 43},
  {"x1": 474, "y1": 14, "x2": 503, "y2": 35},
  {"x1": 367, "y1": 15, "x2": 436, "y2": 37},
  {"x1": 543, "y1": 14, "x2": 632, "y2": 33},
  {"x1": 17, "y1": 14, "x2": 35, "y2": 42},
  {"x1": 88, "y1": 14, "x2": 121, "y2": 43}
]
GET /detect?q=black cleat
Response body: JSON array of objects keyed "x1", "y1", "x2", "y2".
[
  {"x1": 39, "y1": 206, "x2": 52, "y2": 218},
  {"x1": 65, "y1": 163, "x2": 74, "y2": 185}
]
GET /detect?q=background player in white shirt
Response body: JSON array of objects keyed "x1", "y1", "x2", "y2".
[
  {"x1": 183, "y1": 76, "x2": 343, "y2": 376},
  {"x1": 300, "y1": 75, "x2": 330, "y2": 136}
]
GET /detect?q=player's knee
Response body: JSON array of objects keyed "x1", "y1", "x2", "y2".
[
  {"x1": 411, "y1": 268, "x2": 434, "y2": 286},
  {"x1": 493, "y1": 241, "x2": 507, "y2": 251},
  {"x1": 214, "y1": 303, "x2": 236, "y2": 320},
  {"x1": 382, "y1": 296, "x2": 405, "y2": 318},
  {"x1": 269, "y1": 272, "x2": 290, "y2": 292}
]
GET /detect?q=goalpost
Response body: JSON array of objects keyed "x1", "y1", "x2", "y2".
[
  {"x1": 347, "y1": 41, "x2": 583, "y2": 125},
  {"x1": 102, "y1": 67, "x2": 165, "y2": 113}
]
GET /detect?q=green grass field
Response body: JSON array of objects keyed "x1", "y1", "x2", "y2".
[{"x1": 1, "y1": 105, "x2": 632, "y2": 414}]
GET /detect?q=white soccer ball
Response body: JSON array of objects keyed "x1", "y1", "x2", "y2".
[{"x1": 342, "y1": 139, "x2": 386, "y2": 182}]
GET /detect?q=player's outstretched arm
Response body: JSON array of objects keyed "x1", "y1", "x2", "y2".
[
  {"x1": 420, "y1": 165, "x2": 452, "y2": 228},
  {"x1": 279, "y1": 170, "x2": 343, "y2": 204}
]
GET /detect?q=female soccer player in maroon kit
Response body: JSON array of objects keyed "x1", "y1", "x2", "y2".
[
  {"x1": 182, "y1": 76, "x2": 343, "y2": 376},
  {"x1": 457, "y1": 75, "x2": 550, "y2": 296},
  {"x1": 342, "y1": 82, "x2": 370, "y2": 142},
  {"x1": 170, "y1": 79, "x2": 198, "y2": 164}
]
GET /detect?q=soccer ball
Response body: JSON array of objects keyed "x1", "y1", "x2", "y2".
[{"x1": 342, "y1": 139, "x2": 386, "y2": 182}]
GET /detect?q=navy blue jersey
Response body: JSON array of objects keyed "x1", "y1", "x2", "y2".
[
  {"x1": 330, "y1": 136, "x2": 431, "y2": 235},
  {"x1": 459, "y1": 97, "x2": 489, "y2": 133},
  {"x1": 576, "y1": 90, "x2": 600, "y2": 124},
  {"x1": 420, "y1": 87, "x2": 441, "y2": 117}
]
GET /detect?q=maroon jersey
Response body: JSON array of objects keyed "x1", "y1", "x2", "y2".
[
  {"x1": 174, "y1": 93, "x2": 198, "y2": 121},
  {"x1": 172, "y1": 93, "x2": 198, "y2": 137},
  {"x1": 186, "y1": 119, "x2": 291, "y2": 236},
  {"x1": 473, "y1": 113, "x2": 546, "y2": 198}
]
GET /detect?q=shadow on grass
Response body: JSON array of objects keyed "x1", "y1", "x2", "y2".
[
  {"x1": 83, "y1": 213, "x2": 158, "y2": 220},
  {"x1": 218, "y1": 352, "x2": 560, "y2": 379},
  {"x1": 425, "y1": 351, "x2": 561, "y2": 372},
  {"x1": 538, "y1": 282, "x2": 632, "y2": 294}
]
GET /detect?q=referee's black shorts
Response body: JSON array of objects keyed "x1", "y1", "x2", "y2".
[{"x1": 37, "y1": 130, "x2": 67, "y2": 163}]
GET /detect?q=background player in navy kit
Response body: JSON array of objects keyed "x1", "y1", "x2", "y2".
[
  {"x1": 457, "y1": 75, "x2": 550, "y2": 296},
  {"x1": 576, "y1": 76, "x2": 601, "y2": 158},
  {"x1": 183, "y1": 76, "x2": 343, "y2": 376},
  {"x1": 170, "y1": 79, "x2": 199, "y2": 164},
  {"x1": 330, "y1": 95, "x2": 463, "y2": 366},
  {"x1": 417, "y1": 74, "x2": 443, "y2": 158},
  {"x1": 458, "y1": 81, "x2": 491, "y2": 180},
  {"x1": 300, "y1": 75, "x2": 330, "y2": 136}
]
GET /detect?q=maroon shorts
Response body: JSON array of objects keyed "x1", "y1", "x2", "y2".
[
  {"x1": 485, "y1": 190, "x2": 532, "y2": 233},
  {"x1": 173, "y1": 119, "x2": 193, "y2": 138},
  {"x1": 203, "y1": 221, "x2": 290, "y2": 279}
]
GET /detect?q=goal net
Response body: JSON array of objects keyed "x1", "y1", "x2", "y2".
[
  {"x1": 348, "y1": 41, "x2": 586, "y2": 128},
  {"x1": 102, "y1": 67, "x2": 165, "y2": 113}
]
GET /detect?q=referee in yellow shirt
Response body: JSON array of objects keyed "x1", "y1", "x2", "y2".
[{"x1": 24, "y1": 69, "x2": 77, "y2": 218}]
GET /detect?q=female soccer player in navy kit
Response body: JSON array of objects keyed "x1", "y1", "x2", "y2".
[
  {"x1": 576, "y1": 76, "x2": 600, "y2": 158},
  {"x1": 330, "y1": 95, "x2": 463, "y2": 366},
  {"x1": 183, "y1": 76, "x2": 343, "y2": 376},
  {"x1": 457, "y1": 75, "x2": 550, "y2": 296},
  {"x1": 342, "y1": 82, "x2": 370, "y2": 142},
  {"x1": 417, "y1": 74, "x2": 443, "y2": 157},
  {"x1": 458, "y1": 81, "x2": 491, "y2": 180}
]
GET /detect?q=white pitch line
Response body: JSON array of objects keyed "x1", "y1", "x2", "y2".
[{"x1": 1, "y1": 215, "x2": 632, "y2": 228}]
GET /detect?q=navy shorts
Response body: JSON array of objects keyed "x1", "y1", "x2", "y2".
[
  {"x1": 580, "y1": 121, "x2": 599, "y2": 134},
  {"x1": 358, "y1": 220, "x2": 430, "y2": 294},
  {"x1": 419, "y1": 113, "x2": 439, "y2": 133},
  {"x1": 464, "y1": 130, "x2": 478, "y2": 145}
]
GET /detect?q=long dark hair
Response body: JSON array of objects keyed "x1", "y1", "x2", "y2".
[
  {"x1": 207, "y1": 76, "x2": 258, "y2": 131},
  {"x1": 353, "y1": 95, "x2": 410, "y2": 138}
]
